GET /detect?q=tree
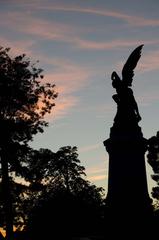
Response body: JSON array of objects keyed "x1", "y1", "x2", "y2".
[
  {"x1": 0, "y1": 46, "x2": 57, "y2": 239},
  {"x1": 28, "y1": 184, "x2": 105, "y2": 239},
  {"x1": 147, "y1": 131, "x2": 159, "y2": 204},
  {"x1": 147, "y1": 131, "x2": 159, "y2": 201},
  {"x1": 147, "y1": 131, "x2": 159, "y2": 234},
  {"x1": 17, "y1": 148, "x2": 56, "y2": 228},
  {"x1": 25, "y1": 146, "x2": 105, "y2": 239},
  {"x1": 52, "y1": 146, "x2": 86, "y2": 192},
  {"x1": 18, "y1": 146, "x2": 88, "y2": 227},
  {"x1": 0, "y1": 144, "x2": 105, "y2": 237}
]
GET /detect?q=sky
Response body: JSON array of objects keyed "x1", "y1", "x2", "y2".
[{"x1": 1, "y1": 0, "x2": 159, "y2": 195}]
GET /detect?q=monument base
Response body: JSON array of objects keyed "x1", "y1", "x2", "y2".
[{"x1": 103, "y1": 124, "x2": 153, "y2": 237}]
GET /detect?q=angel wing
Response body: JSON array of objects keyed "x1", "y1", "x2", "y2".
[{"x1": 122, "y1": 44, "x2": 144, "y2": 86}]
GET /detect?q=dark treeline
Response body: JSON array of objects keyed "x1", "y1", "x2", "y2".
[
  {"x1": 25, "y1": 146, "x2": 105, "y2": 240},
  {"x1": 0, "y1": 46, "x2": 159, "y2": 239},
  {"x1": 5, "y1": 146, "x2": 105, "y2": 240}
]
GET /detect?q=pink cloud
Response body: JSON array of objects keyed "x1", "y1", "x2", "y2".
[
  {"x1": 86, "y1": 162, "x2": 107, "y2": 174},
  {"x1": 0, "y1": 36, "x2": 34, "y2": 56},
  {"x1": 139, "y1": 50, "x2": 159, "y2": 73},
  {"x1": 86, "y1": 163, "x2": 108, "y2": 183},
  {"x1": 1, "y1": 10, "x2": 159, "y2": 53},
  {"x1": 46, "y1": 70, "x2": 90, "y2": 95},
  {"x1": 36, "y1": 5, "x2": 159, "y2": 27},
  {"x1": 79, "y1": 144, "x2": 101, "y2": 153},
  {"x1": 87, "y1": 167, "x2": 106, "y2": 175},
  {"x1": 138, "y1": 89, "x2": 159, "y2": 107},
  {"x1": 74, "y1": 39, "x2": 159, "y2": 50},
  {"x1": 38, "y1": 60, "x2": 91, "y2": 120},
  {"x1": 88, "y1": 174, "x2": 107, "y2": 181},
  {"x1": 1, "y1": 7, "x2": 159, "y2": 53},
  {"x1": 42, "y1": 59, "x2": 91, "y2": 97},
  {"x1": 0, "y1": 11, "x2": 75, "y2": 42},
  {"x1": 46, "y1": 95, "x2": 78, "y2": 121}
]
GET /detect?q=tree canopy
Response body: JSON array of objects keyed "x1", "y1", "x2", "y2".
[
  {"x1": 25, "y1": 146, "x2": 105, "y2": 240},
  {"x1": 0, "y1": 47, "x2": 57, "y2": 144},
  {"x1": 0, "y1": 46, "x2": 57, "y2": 239},
  {"x1": 147, "y1": 131, "x2": 159, "y2": 203}
]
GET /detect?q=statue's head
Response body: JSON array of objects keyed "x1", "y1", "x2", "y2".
[{"x1": 111, "y1": 71, "x2": 121, "y2": 89}]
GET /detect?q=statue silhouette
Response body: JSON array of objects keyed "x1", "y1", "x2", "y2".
[
  {"x1": 104, "y1": 44, "x2": 153, "y2": 238},
  {"x1": 111, "y1": 45, "x2": 143, "y2": 125}
]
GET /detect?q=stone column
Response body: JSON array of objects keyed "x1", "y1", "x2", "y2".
[{"x1": 103, "y1": 124, "x2": 152, "y2": 236}]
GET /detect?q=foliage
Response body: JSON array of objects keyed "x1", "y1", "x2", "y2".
[
  {"x1": 18, "y1": 146, "x2": 105, "y2": 239},
  {"x1": 28, "y1": 186, "x2": 104, "y2": 239},
  {"x1": 52, "y1": 146, "x2": 86, "y2": 191},
  {"x1": 0, "y1": 46, "x2": 57, "y2": 145},
  {"x1": 147, "y1": 131, "x2": 159, "y2": 202},
  {"x1": 0, "y1": 145, "x2": 104, "y2": 232},
  {"x1": 0, "y1": 46, "x2": 57, "y2": 238}
]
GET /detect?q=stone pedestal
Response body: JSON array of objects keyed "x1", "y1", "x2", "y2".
[{"x1": 103, "y1": 124, "x2": 152, "y2": 237}]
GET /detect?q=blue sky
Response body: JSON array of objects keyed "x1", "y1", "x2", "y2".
[{"x1": 1, "y1": 0, "x2": 159, "y2": 195}]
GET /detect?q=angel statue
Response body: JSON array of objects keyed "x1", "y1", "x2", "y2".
[{"x1": 111, "y1": 45, "x2": 143, "y2": 125}]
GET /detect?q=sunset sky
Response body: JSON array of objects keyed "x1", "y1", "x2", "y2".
[{"x1": 1, "y1": 0, "x2": 159, "y2": 194}]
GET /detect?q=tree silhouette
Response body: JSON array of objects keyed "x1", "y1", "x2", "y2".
[
  {"x1": 25, "y1": 146, "x2": 104, "y2": 239},
  {"x1": 147, "y1": 131, "x2": 159, "y2": 204},
  {"x1": 5, "y1": 145, "x2": 104, "y2": 238},
  {"x1": 53, "y1": 146, "x2": 86, "y2": 192},
  {"x1": 0, "y1": 47, "x2": 57, "y2": 240},
  {"x1": 23, "y1": 146, "x2": 86, "y2": 192},
  {"x1": 0, "y1": 146, "x2": 103, "y2": 234}
]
